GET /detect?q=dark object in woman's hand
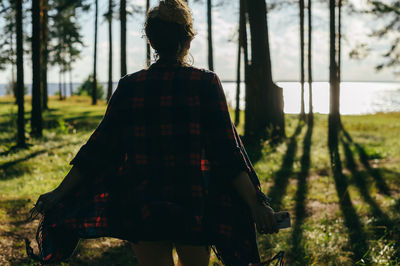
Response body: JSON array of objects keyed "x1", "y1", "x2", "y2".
[{"x1": 251, "y1": 203, "x2": 279, "y2": 235}]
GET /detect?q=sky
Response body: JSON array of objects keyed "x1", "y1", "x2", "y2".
[{"x1": 0, "y1": 0, "x2": 399, "y2": 84}]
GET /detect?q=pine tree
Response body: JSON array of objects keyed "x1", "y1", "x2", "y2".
[
  {"x1": 92, "y1": 0, "x2": 98, "y2": 105},
  {"x1": 120, "y1": 0, "x2": 127, "y2": 76},
  {"x1": 207, "y1": 0, "x2": 214, "y2": 71},
  {"x1": 245, "y1": 0, "x2": 285, "y2": 142},
  {"x1": 31, "y1": 0, "x2": 43, "y2": 138},
  {"x1": 16, "y1": 0, "x2": 26, "y2": 147},
  {"x1": 107, "y1": 0, "x2": 114, "y2": 101}
]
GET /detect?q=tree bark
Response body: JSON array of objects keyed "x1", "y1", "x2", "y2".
[
  {"x1": 59, "y1": 69, "x2": 62, "y2": 100},
  {"x1": 308, "y1": 0, "x2": 313, "y2": 119},
  {"x1": 92, "y1": 0, "x2": 98, "y2": 105},
  {"x1": 146, "y1": 0, "x2": 151, "y2": 67},
  {"x1": 107, "y1": 0, "x2": 113, "y2": 102},
  {"x1": 10, "y1": 30, "x2": 17, "y2": 103},
  {"x1": 41, "y1": 0, "x2": 48, "y2": 110},
  {"x1": 120, "y1": 0, "x2": 127, "y2": 76},
  {"x1": 299, "y1": 0, "x2": 305, "y2": 119},
  {"x1": 235, "y1": 0, "x2": 242, "y2": 126},
  {"x1": 245, "y1": 0, "x2": 285, "y2": 141},
  {"x1": 16, "y1": 0, "x2": 26, "y2": 147},
  {"x1": 338, "y1": 0, "x2": 342, "y2": 83},
  {"x1": 329, "y1": 0, "x2": 340, "y2": 145},
  {"x1": 207, "y1": 0, "x2": 214, "y2": 71},
  {"x1": 31, "y1": 0, "x2": 43, "y2": 138},
  {"x1": 69, "y1": 63, "x2": 73, "y2": 97}
]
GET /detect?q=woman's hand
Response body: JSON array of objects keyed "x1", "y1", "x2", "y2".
[
  {"x1": 251, "y1": 203, "x2": 279, "y2": 234},
  {"x1": 33, "y1": 189, "x2": 63, "y2": 214}
]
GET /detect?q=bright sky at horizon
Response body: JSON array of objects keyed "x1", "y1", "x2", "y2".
[{"x1": 0, "y1": 0, "x2": 399, "y2": 84}]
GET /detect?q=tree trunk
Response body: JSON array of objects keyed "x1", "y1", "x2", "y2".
[
  {"x1": 59, "y1": 69, "x2": 62, "y2": 100},
  {"x1": 120, "y1": 0, "x2": 127, "y2": 76},
  {"x1": 10, "y1": 30, "x2": 17, "y2": 103},
  {"x1": 235, "y1": 30, "x2": 241, "y2": 126},
  {"x1": 338, "y1": 0, "x2": 342, "y2": 83},
  {"x1": 16, "y1": 0, "x2": 26, "y2": 147},
  {"x1": 308, "y1": 0, "x2": 313, "y2": 119},
  {"x1": 146, "y1": 0, "x2": 151, "y2": 67},
  {"x1": 207, "y1": 0, "x2": 214, "y2": 71},
  {"x1": 92, "y1": 0, "x2": 98, "y2": 105},
  {"x1": 245, "y1": 0, "x2": 285, "y2": 141},
  {"x1": 107, "y1": 0, "x2": 113, "y2": 102},
  {"x1": 328, "y1": 0, "x2": 340, "y2": 145},
  {"x1": 41, "y1": 0, "x2": 48, "y2": 110},
  {"x1": 63, "y1": 70, "x2": 67, "y2": 99},
  {"x1": 299, "y1": 0, "x2": 305, "y2": 119},
  {"x1": 69, "y1": 63, "x2": 73, "y2": 97},
  {"x1": 235, "y1": 0, "x2": 242, "y2": 126},
  {"x1": 31, "y1": 0, "x2": 43, "y2": 138}
]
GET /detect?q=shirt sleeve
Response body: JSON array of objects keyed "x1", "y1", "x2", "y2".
[
  {"x1": 70, "y1": 78, "x2": 128, "y2": 179},
  {"x1": 200, "y1": 72, "x2": 253, "y2": 182}
]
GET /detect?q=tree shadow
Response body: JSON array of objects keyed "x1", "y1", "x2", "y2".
[
  {"x1": 66, "y1": 240, "x2": 139, "y2": 266},
  {"x1": 342, "y1": 129, "x2": 390, "y2": 196},
  {"x1": 341, "y1": 136, "x2": 400, "y2": 262},
  {"x1": 341, "y1": 137, "x2": 394, "y2": 236},
  {"x1": 290, "y1": 118, "x2": 313, "y2": 264},
  {"x1": 0, "y1": 141, "x2": 81, "y2": 180},
  {"x1": 328, "y1": 130, "x2": 371, "y2": 263},
  {"x1": 268, "y1": 122, "x2": 303, "y2": 210}
]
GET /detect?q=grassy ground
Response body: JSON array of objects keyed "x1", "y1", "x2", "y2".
[{"x1": 0, "y1": 96, "x2": 399, "y2": 265}]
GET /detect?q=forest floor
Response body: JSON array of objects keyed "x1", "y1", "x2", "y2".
[{"x1": 0, "y1": 96, "x2": 399, "y2": 265}]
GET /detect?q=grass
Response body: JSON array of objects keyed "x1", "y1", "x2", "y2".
[{"x1": 1, "y1": 95, "x2": 399, "y2": 265}]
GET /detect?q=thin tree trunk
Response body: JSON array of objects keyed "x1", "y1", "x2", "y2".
[
  {"x1": 207, "y1": 0, "x2": 214, "y2": 71},
  {"x1": 235, "y1": 1, "x2": 242, "y2": 126},
  {"x1": 41, "y1": 0, "x2": 48, "y2": 110},
  {"x1": 328, "y1": 0, "x2": 340, "y2": 145},
  {"x1": 146, "y1": 0, "x2": 151, "y2": 67},
  {"x1": 31, "y1": 0, "x2": 43, "y2": 138},
  {"x1": 16, "y1": 0, "x2": 26, "y2": 147},
  {"x1": 63, "y1": 69, "x2": 67, "y2": 99},
  {"x1": 308, "y1": 0, "x2": 313, "y2": 119},
  {"x1": 59, "y1": 69, "x2": 62, "y2": 100},
  {"x1": 338, "y1": 0, "x2": 342, "y2": 83},
  {"x1": 93, "y1": 0, "x2": 98, "y2": 105},
  {"x1": 107, "y1": 0, "x2": 113, "y2": 102},
  {"x1": 246, "y1": 0, "x2": 285, "y2": 141},
  {"x1": 300, "y1": 0, "x2": 305, "y2": 119},
  {"x1": 69, "y1": 63, "x2": 73, "y2": 97},
  {"x1": 10, "y1": 30, "x2": 17, "y2": 103},
  {"x1": 120, "y1": 0, "x2": 127, "y2": 76}
]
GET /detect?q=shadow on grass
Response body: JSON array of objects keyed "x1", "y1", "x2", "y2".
[
  {"x1": 0, "y1": 141, "x2": 80, "y2": 180},
  {"x1": 267, "y1": 122, "x2": 303, "y2": 210},
  {"x1": 66, "y1": 240, "x2": 139, "y2": 266},
  {"x1": 341, "y1": 138, "x2": 394, "y2": 235},
  {"x1": 341, "y1": 135, "x2": 400, "y2": 262},
  {"x1": 329, "y1": 129, "x2": 371, "y2": 264},
  {"x1": 289, "y1": 118, "x2": 313, "y2": 264},
  {"x1": 342, "y1": 129, "x2": 390, "y2": 196}
]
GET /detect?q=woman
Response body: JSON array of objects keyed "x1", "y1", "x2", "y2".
[{"x1": 29, "y1": 0, "x2": 278, "y2": 265}]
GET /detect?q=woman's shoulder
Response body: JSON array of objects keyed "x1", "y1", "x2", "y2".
[{"x1": 118, "y1": 65, "x2": 219, "y2": 85}]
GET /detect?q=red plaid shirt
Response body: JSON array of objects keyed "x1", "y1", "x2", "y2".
[{"x1": 30, "y1": 60, "x2": 265, "y2": 265}]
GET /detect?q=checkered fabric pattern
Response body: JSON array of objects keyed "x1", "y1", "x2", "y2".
[{"x1": 30, "y1": 60, "x2": 265, "y2": 265}]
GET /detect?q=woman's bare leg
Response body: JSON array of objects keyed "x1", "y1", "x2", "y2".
[
  {"x1": 131, "y1": 241, "x2": 174, "y2": 266},
  {"x1": 175, "y1": 244, "x2": 210, "y2": 266}
]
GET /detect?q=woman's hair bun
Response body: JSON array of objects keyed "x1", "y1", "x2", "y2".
[{"x1": 149, "y1": 0, "x2": 192, "y2": 26}]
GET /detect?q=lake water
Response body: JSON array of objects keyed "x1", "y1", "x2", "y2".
[{"x1": 0, "y1": 81, "x2": 399, "y2": 115}]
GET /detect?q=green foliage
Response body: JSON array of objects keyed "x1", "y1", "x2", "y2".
[{"x1": 76, "y1": 75, "x2": 104, "y2": 99}]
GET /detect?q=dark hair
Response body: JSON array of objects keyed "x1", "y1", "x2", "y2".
[{"x1": 144, "y1": 0, "x2": 195, "y2": 63}]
